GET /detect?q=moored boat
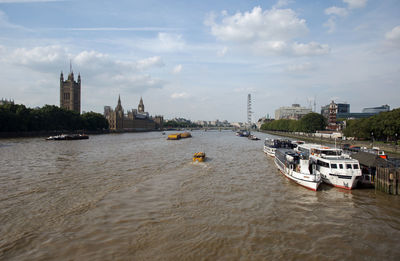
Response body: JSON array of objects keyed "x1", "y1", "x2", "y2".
[
  {"x1": 263, "y1": 138, "x2": 293, "y2": 157},
  {"x1": 236, "y1": 130, "x2": 250, "y2": 137},
  {"x1": 46, "y1": 134, "x2": 89, "y2": 140},
  {"x1": 248, "y1": 134, "x2": 260, "y2": 140},
  {"x1": 296, "y1": 143, "x2": 362, "y2": 190},
  {"x1": 274, "y1": 148, "x2": 321, "y2": 191}
]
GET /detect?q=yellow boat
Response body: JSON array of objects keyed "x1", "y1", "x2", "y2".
[
  {"x1": 193, "y1": 152, "x2": 206, "y2": 162},
  {"x1": 167, "y1": 133, "x2": 181, "y2": 140},
  {"x1": 180, "y1": 132, "x2": 192, "y2": 138}
]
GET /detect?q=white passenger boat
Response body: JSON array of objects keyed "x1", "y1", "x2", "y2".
[
  {"x1": 274, "y1": 148, "x2": 322, "y2": 191},
  {"x1": 263, "y1": 138, "x2": 293, "y2": 157},
  {"x1": 296, "y1": 144, "x2": 362, "y2": 190}
]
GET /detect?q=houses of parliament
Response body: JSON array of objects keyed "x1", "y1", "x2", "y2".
[{"x1": 59, "y1": 68, "x2": 163, "y2": 131}]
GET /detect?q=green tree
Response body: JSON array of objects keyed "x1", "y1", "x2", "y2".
[
  {"x1": 0, "y1": 103, "x2": 110, "y2": 132},
  {"x1": 298, "y1": 113, "x2": 327, "y2": 133},
  {"x1": 82, "y1": 112, "x2": 109, "y2": 131}
]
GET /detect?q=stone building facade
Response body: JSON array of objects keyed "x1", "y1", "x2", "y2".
[
  {"x1": 60, "y1": 70, "x2": 81, "y2": 113},
  {"x1": 104, "y1": 96, "x2": 163, "y2": 131}
]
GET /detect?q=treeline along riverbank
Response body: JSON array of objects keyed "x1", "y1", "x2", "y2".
[{"x1": 0, "y1": 103, "x2": 109, "y2": 138}]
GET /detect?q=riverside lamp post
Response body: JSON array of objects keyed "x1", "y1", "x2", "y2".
[{"x1": 371, "y1": 132, "x2": 374, "y2": 148}]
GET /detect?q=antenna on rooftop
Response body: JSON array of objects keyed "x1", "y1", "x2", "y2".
[{"x1": 70, "y1": 59, "x2": 72, "y2": 73}]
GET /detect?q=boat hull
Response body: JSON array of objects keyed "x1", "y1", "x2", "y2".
[{"x1": 320, "y1": 173, "x2": 359, "y2": 190}]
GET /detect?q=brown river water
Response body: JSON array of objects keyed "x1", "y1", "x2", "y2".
[{"x1": 0, "y1": 131, "x2": 399, "y2": 260}]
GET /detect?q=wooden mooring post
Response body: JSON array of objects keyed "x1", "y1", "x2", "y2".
[{"x1": 375, "y1": 167, "x2": 399, "y2": 195}]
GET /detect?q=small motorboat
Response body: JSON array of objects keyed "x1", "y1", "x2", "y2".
[
  {"x1": 167, "y1": 133, "x2": 181, "y2": 140},
  {"x1": 46, "y1": 134, "x2": 89, "y2": 140},
  {"x1": 193, "y1": 152, "x2": 206, "y2": 162},
  {"x1": 248, "y1": 134, "x2": 260, "y2": 140}
]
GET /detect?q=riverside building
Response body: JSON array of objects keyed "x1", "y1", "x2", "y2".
[
  {"x1": 274, "y1": 104, "x2": 312, "y2": 120},
  {"x1": 104, "y1": 96, "x2": 163, "y2": 131},
  {"x1": 60, "y1": 69, "x2": 81, "y2": 114}
]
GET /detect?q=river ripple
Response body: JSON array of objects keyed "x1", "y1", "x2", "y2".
[{"x1": 0, "y1": 131, "x2": 399, "y2": 260}]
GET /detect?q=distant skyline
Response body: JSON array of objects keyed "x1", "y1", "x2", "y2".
[{"x1": 0, "y1": 0, "x2": 399, "y2": 122}]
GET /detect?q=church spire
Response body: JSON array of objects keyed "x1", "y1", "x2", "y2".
[{"x1": 116, "y1": 94, "x2": 123, "y2": 112}]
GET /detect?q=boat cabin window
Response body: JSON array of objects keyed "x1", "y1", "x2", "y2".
[
  {"x1": 317, "y1": 160, "x2": 330, "y2": 168},
  {"x1": 353, "y1": 164, "x2": 359, "y2": 169},
  {"x1": 322, "y1": 150, "x2": 342, "y2": 156},
  {"x1": 331, "y1": 164, "x2": 338, "y2": 169},
  {"x1": 346, "y1": 164, "x2": 352, "y2": 169},
  {"x1": 339, "y1": 164, "x2": 343, "y2": 169}
]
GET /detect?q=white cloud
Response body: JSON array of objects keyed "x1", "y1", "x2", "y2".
[
  {"x1": 273, "y1": 0, "x2": 293, "y2": 8},
  {"x1": 0, "y1": 10, "x2": 27, "y2": 30},
  {"x1": 324, "y1": 0, "x2": 367, "y2": 33},
  {"x1": 7, "y1": 45, "x2": 67, "y2": 72},
  {"x1": 157, "y1": 33, "x2": 185, "y2": 52},
  {"x1": 3, "y1": 45, "x2": 165, "y2": 95},
  {"x1": 206, "y1": 6, "x2": 328, "y2": 57},
  {"x1": 252, "y1": 40, "x2": 288, "y2": 55},
  {"x1": 324, "y1": 6, "x2": 348, "y2": 17},
  {"x1": 385, "y1": 25, "x2": 400, "y2": 47},
  {"x1": 172, "y1": 64, "x2": 182, "y2": 74},
  {"x1": 217, "y1": 46, "x2": 228, "y2": 57},
  {"x1": 287, "y1": 62, "x2": 313, "y2": 72},
  {"x1": 292, "y1": 42, "x2": 330, "y2": 56},
  {"x1": 137, "y1": 56, "x2": 164, "y2": 70},
  {"x1": 208, "y1": 6, "x2": 308, "y2": 43},
  {"x1": 171, "y1": 92, "x2": 190, "y2": 99},
  {"x1": 343, "y1": 0, "x2": 367, "y2": 9},
  {"x1": 385, "y1": 25, "x2": 400, "y2": 41},
  {"x1": 323, "y1": 17, "x2": 337, "y2": 33}
]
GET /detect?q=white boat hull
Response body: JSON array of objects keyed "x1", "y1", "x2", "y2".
[
  {"x1": 320, "y1": 173, "x2": 359, "y2": 190},
  {"x1": 274, "y1": 157, "x2": 321, "y2": 191}
]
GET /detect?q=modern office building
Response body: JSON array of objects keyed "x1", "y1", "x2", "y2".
[
  {"x1": 362, "y1": 105, "x2": 390, "y2": 114},
  {"x1": 321, "y1": 102, "x2": 390, "y2": 119},
  {"x1": 275, "y1": 104, "x2": 312, "y2": 120}
]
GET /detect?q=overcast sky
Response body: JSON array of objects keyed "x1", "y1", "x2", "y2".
[{"x1": 0, "y1": 0, "x2": 399, "y2": 122}]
